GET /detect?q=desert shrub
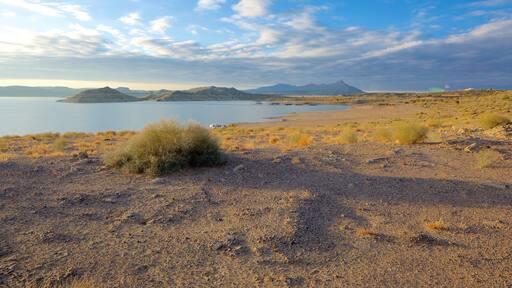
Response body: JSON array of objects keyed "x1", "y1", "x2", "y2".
[
  {"x1": 372, "y1": 127, "x2": 392, "y2": 143},
  {"x1": 326, "y1": 128, "x2": 358, "y2": 144},
  {"x1": 287, "y1": 133, "x2": 313, "y2": 147},
  {"x1": 53, "y1": 136, "x2": 67, "y2": 151},
  {"x1": 104, "y1": 120, "x2": 225, "y2": 176},
  {"x1": 479, "y1": 113, "x2": 510, "y2": 129},
  {"x1": 0, "y1": 138, "x2": 8, "y2": 152},
  {"x1": 392, "y1": 123, "x2": 429, "y2": 145},
  {"x1": 475, "y1": 149, "x2": 501, "y2": 169}
]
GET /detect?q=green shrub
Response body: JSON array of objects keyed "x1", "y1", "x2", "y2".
[
  {"x1": 104, "y1": 120, "x2": 225, "y2": 176},
  {"x1": 476, "y1": 149, "x2": 501, "y2": 169},
  {"x1": 479, "y1": 113, "x2": 510, "y2": 129},
  {"x1": 392, "y1": 123, "x2": 429, "y2": 145}
]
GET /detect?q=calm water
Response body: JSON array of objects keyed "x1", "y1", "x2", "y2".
[{"x1": 0, "y1": 97, "x2": 347, "y2": 135}]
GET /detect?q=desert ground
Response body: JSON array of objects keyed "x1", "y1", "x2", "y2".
[{"x1": 1, "y1": 90, "x2": 512, "y2": 287}]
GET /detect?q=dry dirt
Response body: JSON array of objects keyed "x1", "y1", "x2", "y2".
[{"x1": 1, "y1": 107, "x2": 512, "y2": 287}]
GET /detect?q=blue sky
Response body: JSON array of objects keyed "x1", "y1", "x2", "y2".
[{"x1": 0, "y1": 0, "x2": 511, "y2": 91}]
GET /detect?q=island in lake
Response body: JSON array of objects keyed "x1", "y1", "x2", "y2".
[{"x1": 60, "y1": 87, "x2": 143, "y2": 103}]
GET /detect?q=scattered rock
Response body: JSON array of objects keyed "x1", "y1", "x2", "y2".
[
  {"x1": 233, "y1": 164, "x2": 245, "y2": 173},
  {"x1": 212, "y1": 233, "x2": 249, "y2": 257},
  {"x1": 409, "y1": 233, "x2": 452, "y2": 246},
  {"x1": 484, "y1": 124, "x2": 512, "y2": 139},
  {"x1": 366, "y1": 157, "x2": 388, "y2": 164},
  {"x1": 464, "y1": 143, "x2": 480, "y2": 153},
  {"x1": 151, "y1": 178, "x2": 166, "y2": 185},
  {"x1": 285, "y1": 277, "x2": 305, "y2": 287},
  {"x1": 77, "y1": 151, "x2": 89, "y2": 160},
  {"x1": 481, "y1": 181, "x2": 508, "y2": 190},
  {"x1": 119, "y1": 211, "x2": 146, "y2": 225}
]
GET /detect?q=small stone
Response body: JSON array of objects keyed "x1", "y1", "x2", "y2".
[
  {"x1": 481, "y1": 181, "x2": 508, "y2": 190},
  {"x1": 367, "y1": 157, "x2": 388, "y2": 164},
  {"x1": 233, "y1": 164, "x2": 245, "y2": 173},
  {"x1": 464, "y1": 143, "x2": 480, "y2": 153},
  {"x1": 77, "y1": 151, "x2": 89, "y2": 159},
  {"x1": 120, "y1": 211, "x2": 146, "y2": 225},
  {"x1": 151, "y1": 178, "x2": 166, "y2": 185}
]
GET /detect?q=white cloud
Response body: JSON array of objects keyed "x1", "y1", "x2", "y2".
[
  {"x1": 119, "y1": 12, "x2": 141, "y2": 25},
  {"x1": 59, "y1": 4, "x2": 91, "y2": 21},
  {"x1": 1, "y1": 11, "x2": 17, "y2": 17},
  {"x1": 256, "y1": 27, "x2": 281, "y2": 45},
  {"x1": 150, "y1": 16, "x2": 173, "y2": 33},
  {"x1": 196, "y1": 0, "x2": 226, "y2": 11},
  {"x1": 0, "y1": 0, "x2": 90, "y2": 20},
  {"x1": 233, "y1": 0, "x2": 271, "y2": 17}
]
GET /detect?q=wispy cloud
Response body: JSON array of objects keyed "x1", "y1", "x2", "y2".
[
  {"x1": 119, "y1": 12, "x2": 142, "y2": 25},
  {"x1": 0, "y1": 0, "x2": 90, "y2": 20},
  {"x1": 196, "y1": 0, "x2": 226, "y2": 11},
  {"x1": 150, "y1": 16, "x2": 173, "y2": 33}
]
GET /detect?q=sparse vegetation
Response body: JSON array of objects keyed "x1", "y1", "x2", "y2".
[
  {"x1": 287, "y1": 133, "x2": 313, "y2": 147},
  {"x1": 475, "y1": 149, "x2": 501, "y2": 169},
  {"x1": 425, "y1": 219, "x2": 449, "y2": 231},
  {"x1": 479, "y1": 113, "x2": 510, "y2": 129},
  {"x1": 53, "y1": 136, "x2": 67, "y2": 151},
  {"x1": 356, "y1": 228, "x2": 380, "y2": 238},
  {"x1": 104, "y1": 120, "x2": 225, "y2": 176}
]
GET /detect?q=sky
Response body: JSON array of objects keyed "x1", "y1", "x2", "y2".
[{"x1": 0, "y1": 0, "x2": 511, "y2": 91}]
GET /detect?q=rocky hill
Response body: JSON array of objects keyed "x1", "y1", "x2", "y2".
[
  {"x1": 148, "y1": 86, "x2": 270, "y2": 101},
  {"x1": 61, "y1": 87, "x2": 143, "y2": 103}
]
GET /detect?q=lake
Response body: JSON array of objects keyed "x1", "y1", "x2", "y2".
[{"x1": 0, "y1": 97, "x2": 347, "y2": 136}]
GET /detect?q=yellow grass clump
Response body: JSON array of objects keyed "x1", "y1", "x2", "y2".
[
  {"x1": 425, "y1": 219, "x2": 449, "y2": 231},
  {"x1": 479, "y1": 113, "x2": 510, "y2": 129},
  {"x1": 475, "y1": 149, "x2": 501, "y2": 169}
]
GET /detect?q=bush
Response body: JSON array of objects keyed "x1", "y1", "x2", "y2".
[
  {"x1": 372, "y1": 127, "x2": 392, "y2": 143},
  {"x1": 104, "y1": 120, "x2": 225, "y2": 176},
  {"x1": 479, "y1": 113, "x2": 510, "y2": 129},
  {"x1": 392, "y1": 123, "x2": 429, "y2": 145}
]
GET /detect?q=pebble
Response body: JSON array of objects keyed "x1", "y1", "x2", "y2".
[
  {"x1": 233, "y1": 164, "x2": 245, "y2": 173},
  {"x1": 151, "y1": 178, "x2": 166, "y2": 185}
]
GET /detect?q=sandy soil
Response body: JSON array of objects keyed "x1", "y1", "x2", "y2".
[
  {"x1": 245, "y1": 104, "x2": 424, "y2": 128},
  {"x1": 1, "y1": 105, "x2": 512, "y2": 287}
]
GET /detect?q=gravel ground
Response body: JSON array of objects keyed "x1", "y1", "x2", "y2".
[{"x1": 1, "y1": 139, "x2": 512, "y2": 287}]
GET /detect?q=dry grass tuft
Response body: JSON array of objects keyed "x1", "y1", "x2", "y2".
[
  {"x1": 59, "y1": 279, "x2": 101, "y2": 288},
  {"x1": 392, "y1": 123, "x2": 429, "y2": 145},
  {"x1": 104, "y1": 120, "x2": 225, "y2": 176},
  {"x1": 425, "y1": 219, "x2": 449, "y2": 231},
  {"x1": 53, "y1": 136, "x2": 68, "y2": 151},
  {"x1": 475, "y1": 149, "x2": 501, "y2": 169},
  {"x1": 356, "y1": 228, "x2": 380, "y2": 238},
  {"x1": 479, "y1": 113, "x2": 510, "y2": 129},
  {"x1": 287, "y1": 134, "x2": 313, "y2": 147}
]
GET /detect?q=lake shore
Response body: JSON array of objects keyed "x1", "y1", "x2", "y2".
[{"x1": 1, "y1": 90, "x2": 512, "y2": 287}]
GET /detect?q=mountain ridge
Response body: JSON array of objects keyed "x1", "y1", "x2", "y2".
[{"x1": 246, "y1": 80, "x2": 364, "y2": 95}]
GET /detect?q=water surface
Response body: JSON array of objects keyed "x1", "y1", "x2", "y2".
[{"x1": 0, "y1": 97, "x2": 347, "y2": 135}]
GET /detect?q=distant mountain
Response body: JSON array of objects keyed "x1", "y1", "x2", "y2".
[
  {"x1": 246, "y1": 80, "x2": 364, "y2": 95},
  {"x1": 61, "y1": 87, "x2": 143, "y2": 103},
  {"x1": 0, "y1": 86, "x2": 82, "y2": 97},
  {"x1": 147, "y1": 86, "x2": 269, "y2": 101}
]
